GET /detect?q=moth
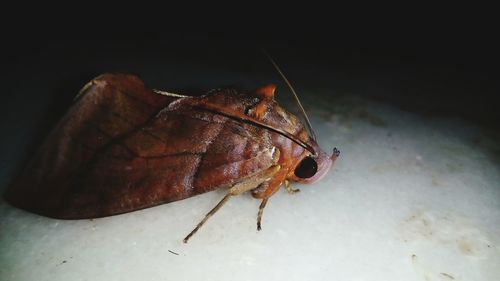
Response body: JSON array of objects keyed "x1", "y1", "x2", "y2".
[{"x1": 5, "y1": 70, "x2": 339, "y2": 243}]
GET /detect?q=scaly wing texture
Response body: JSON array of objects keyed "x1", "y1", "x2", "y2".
[{"x1": 5, "y1": 74, "x2": 278, "y2": 219}]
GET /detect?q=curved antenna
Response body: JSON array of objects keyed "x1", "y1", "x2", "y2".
[{"x1": 262, "y1": 49, "x2": 317, "y2": 141}]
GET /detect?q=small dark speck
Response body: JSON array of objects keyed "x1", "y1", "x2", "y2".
[
  {"x1": 168, "y1": 250, "x2": 179, "y2": 256},
  {"x1": 440, "y1": 272, "x2": 455, "y2": 279}
]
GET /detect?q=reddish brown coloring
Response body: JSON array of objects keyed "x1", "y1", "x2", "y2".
[{"x1": 5, "y1": 73, "x2": 338, "y2": 222}]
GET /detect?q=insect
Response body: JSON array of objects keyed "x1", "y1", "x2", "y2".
[{"x1": 5, "y1": 61, "x2": 340, "y2": 243}]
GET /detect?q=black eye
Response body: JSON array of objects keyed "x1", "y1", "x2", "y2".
[{"x1": 294, "y1": 156, "x2": 318, "y2": 178}]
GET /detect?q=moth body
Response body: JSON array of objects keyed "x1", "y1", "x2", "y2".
[{"x1": 5, "y1": 73, "x2": 339, "y2": 242}]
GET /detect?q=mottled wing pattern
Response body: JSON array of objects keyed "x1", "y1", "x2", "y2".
[{"x1": 5, "y1": 74, "x2": 277, "y2": 219}]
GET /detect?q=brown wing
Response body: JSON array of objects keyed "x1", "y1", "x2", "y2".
[{"x1": 5, "y1": 74, "x2": 278, "y2": 219}]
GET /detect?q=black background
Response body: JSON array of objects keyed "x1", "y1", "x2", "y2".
[{"x1": 2, "y1": 7, "x2": 499, "y2": 136}]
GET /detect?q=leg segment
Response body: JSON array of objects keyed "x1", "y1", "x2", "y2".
[
  {"x1": 183, "y1": 193, "x2": 232, "y2": 243},
  {"x1": 284, "y1": 180, "x2": 300, "y2": 194},
  {"x1": 251, "y1": 168, "x2": 289, "y2": 231},
  {"x1": 183, "y1": 165, "x2": 280, "y2": 243},
  {"x1": 257, "y1": 198, "x2": 268, "y2": 231}
]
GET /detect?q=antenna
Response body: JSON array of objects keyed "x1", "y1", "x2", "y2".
[{"x1": 262, "y1": 49, "x2": 317, "y2": 141}]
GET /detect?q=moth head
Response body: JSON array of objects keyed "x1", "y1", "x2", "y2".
[
  {"x1": 289, "y1": 143, "x2": 340, "y2": 184},
  {"x1": 249, "y1": 85, "x2": 340, "y2": 184}
]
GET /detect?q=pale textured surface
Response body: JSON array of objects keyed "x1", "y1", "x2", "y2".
[{"x1": 1, "y1": 94, "x2": 499, "y2": 281}]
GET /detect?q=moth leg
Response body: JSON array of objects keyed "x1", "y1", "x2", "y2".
[
  {"x1": 183, "y1": 165, "x2": 281, "y2": 243},
  {"x1": 251, "y1": 169, "x2": 289, "y2": 231},
  {"x1": 256, "y1": 198, "x2": 268, "y2": 231},
  {"x1": 183, "y1": 193, "x2": 232, "y2": 243},
  {"x1": 284, "y1": 180, "x2": 300, "y2": 194}
]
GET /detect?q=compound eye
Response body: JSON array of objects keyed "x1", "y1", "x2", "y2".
[{"x1": 294, "y1": 156, "x2": 318, "y2": 179}]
